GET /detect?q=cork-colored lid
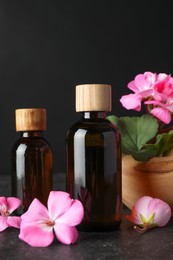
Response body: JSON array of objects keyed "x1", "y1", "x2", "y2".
[
  {"x1": 76, "y1": 84, "x2": 112, "y2": 112},
  {"x1": 15, "y1": 108, "x2": 47, "y2": 131}
]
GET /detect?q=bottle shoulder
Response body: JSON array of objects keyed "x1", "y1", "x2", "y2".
[
  {"x1": 69, "y1": 118, "x2": 117, "y2": 129},
  {"x1": 67, "y1": 118, "x2": 120, "y2": 135},
  {"x1": 11, "y1": 136, "x2": 52, "y2": 152}
]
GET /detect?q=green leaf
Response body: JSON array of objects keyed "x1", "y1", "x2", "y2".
[
  {"x1": 107, "y1": 115, "x2": 118, "y2": 125},
  {"x1": 156, "y1": 130, "x2": 173, "y2": 155},
  {"x1": 144, "y1": 130, "x2": 173, "y2": 157},
  {"x1": 107, "y1": 114, "x2": 173, "y2": 161},
  {"x1": 125, "y1": 145, "x2": 158, "y2": 161},
  {"x1": 107, "y1": 114, "x2": 159, "y2": 161}
]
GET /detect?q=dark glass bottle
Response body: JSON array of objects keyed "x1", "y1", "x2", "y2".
[
  {"x1": 66, "y1": 84, "x2": 122, "y2": 231},
  {"x1": 11, "y1": 108, "x2": 53, "y2": 215}
]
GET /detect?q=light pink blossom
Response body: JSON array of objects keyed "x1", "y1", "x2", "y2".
[
  {"x1": 0, "y1": 196, "x2": 21, "y2": 231},
  {"x1": 19, "y1": 191, "x2": 84, "y2": 247},
  {"x1": 126, "y1": 196, "x2": 171, "y2": 233}
]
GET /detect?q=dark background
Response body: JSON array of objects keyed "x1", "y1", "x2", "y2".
[{"x1": 0, "y1": 0, "x2": 173, "y2": 175}]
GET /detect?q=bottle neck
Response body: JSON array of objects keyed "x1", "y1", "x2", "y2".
[
  {"x1": 19, "y1": 131, "x2": 43, "y2": 137},
  {"x1": 82, "y1": 112, "x2": 107, "y2": 119}
]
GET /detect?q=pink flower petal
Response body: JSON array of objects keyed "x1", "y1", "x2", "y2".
[
  {"x1": 0, "y1": 197, "x2": 7, "y2": 214},
  {"x1": 134, "y1": 196, "x2": 153, "y2": 219},
  {"x1": 135, "y1": 74, "x2": 150, "y2": 90},
  {"x1": 21, "y1": 198, "x2": 49, "y2": 222},
  {"x1": 127, "y1": 80, "x2": 139, "y2": 92},
  {"x1": 138, "y1": 89, "x2": 154, "y2": 98},
  {"x1": 120, "y1": 94, "x2": 142, "y2": 111},
  {"x1": 0, "y1": 197, "x2": 7, "y2": 205},
  {"x1": 47, "y1": 191, "x2": 72, "y2": 220},
  {"x1": 157, "y1": 73, "x2": 168, "y2": 81},
  {"x1": 7, "y1": 216, "x2": 21, "y2": 228},
  {"x1": 0, "y1": 216, "x2": 9, "y2": 231},
  {"x1": 6, "y1": 197, "x2": 21, "y2": 214},
  {"x1": 19, "y1": 221, "x2": 54, "y2": 247},
  {"x1": 126, "y1": 214, "x2": 141, "y2": 225},
  {"x1": 54, "y1": 223, "x2": 78, "y2": 245},
  {"x1": 148, "y1": 199, "x2": 171, "y2": 227},
  {"x1": 129, "y1": 72, "x2": 156, "y2": 92},
  {"x1": 57, "y1": 199, "x2": 84, "y2": 226},
  {"x1": 166, "y1": 100, "x2": 173, "y2": 112},
  {"x1": 145, "y1": 100, "x2": 163, "y2": 106},
  {"x1": 144, "y1": 71, "x2": 157, "y2": 84},
  {"x1": 150, "y1": 107, "x2": 171, "y2": 124}
]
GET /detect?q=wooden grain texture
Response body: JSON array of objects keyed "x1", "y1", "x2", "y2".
[
  {"x1": 76, "y1": 84, "x2": 112, "y2": 112},
  {"x1": 15, "y1": 108, "x2": 47, "y2": 131}
]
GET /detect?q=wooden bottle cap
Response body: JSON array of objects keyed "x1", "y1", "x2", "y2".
[
  {"x1": 15, "y1": 108, "x2": 47, "y2": 131},
  {"x1": 76, "y1": 84, "x2": 112, "y2": 112}
]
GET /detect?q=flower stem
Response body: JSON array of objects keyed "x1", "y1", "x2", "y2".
[{"x1": 134, "y1": 224, "x2": 150, "y2": 233}]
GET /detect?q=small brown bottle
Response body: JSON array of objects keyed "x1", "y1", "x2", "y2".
[
  {"x1": 11, "y1": 108, "x2": 53, "y2": 215},
  {"x1": 66, "y1": 84, "x2": 122, "y2": 231}
]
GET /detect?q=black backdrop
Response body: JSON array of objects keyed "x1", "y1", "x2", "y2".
[{"x1": 0, "y1": 0, "x2": 173, "y2": 175}]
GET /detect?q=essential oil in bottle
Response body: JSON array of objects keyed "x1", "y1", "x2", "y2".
[
  {"x1": 66, "y1": 84, "x2": 122, "y2": 231},
  {"x1": 11, "y1": 108, "x2": 53, "y2": 215}
]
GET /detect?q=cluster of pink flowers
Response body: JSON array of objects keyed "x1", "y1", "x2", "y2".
[
  {"x1": 0, "y1": 191, "x2": 84, "y2": 247},
  {"x1": 120, "y1": 72, "x2": 173, "y2": 124}
]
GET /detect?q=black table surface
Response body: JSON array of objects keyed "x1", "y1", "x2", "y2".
[{"x1": 0, "y1": 173, "x2": 173, "y2": 260}]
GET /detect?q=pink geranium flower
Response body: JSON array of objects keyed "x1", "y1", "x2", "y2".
[
  {"x1": 126, "y1": 196, "x2": 171, "y2": 233},
  {"x1": 0, "y1": 196, "x2": 21, "y2": 231},
  {"x1": 120, "y1": 71, "x2": 173, "y2": 124},
  {"x1": 19, "y1": 191, "x2": 84, "y2": 247}
]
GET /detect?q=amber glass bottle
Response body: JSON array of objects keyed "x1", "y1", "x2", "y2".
[
  {"x1": 11, "y1": 108, "x2": 53, "y2": 215},
  {"x1": 66, "y1": 84, "x2": 122, "y2": 231}
]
